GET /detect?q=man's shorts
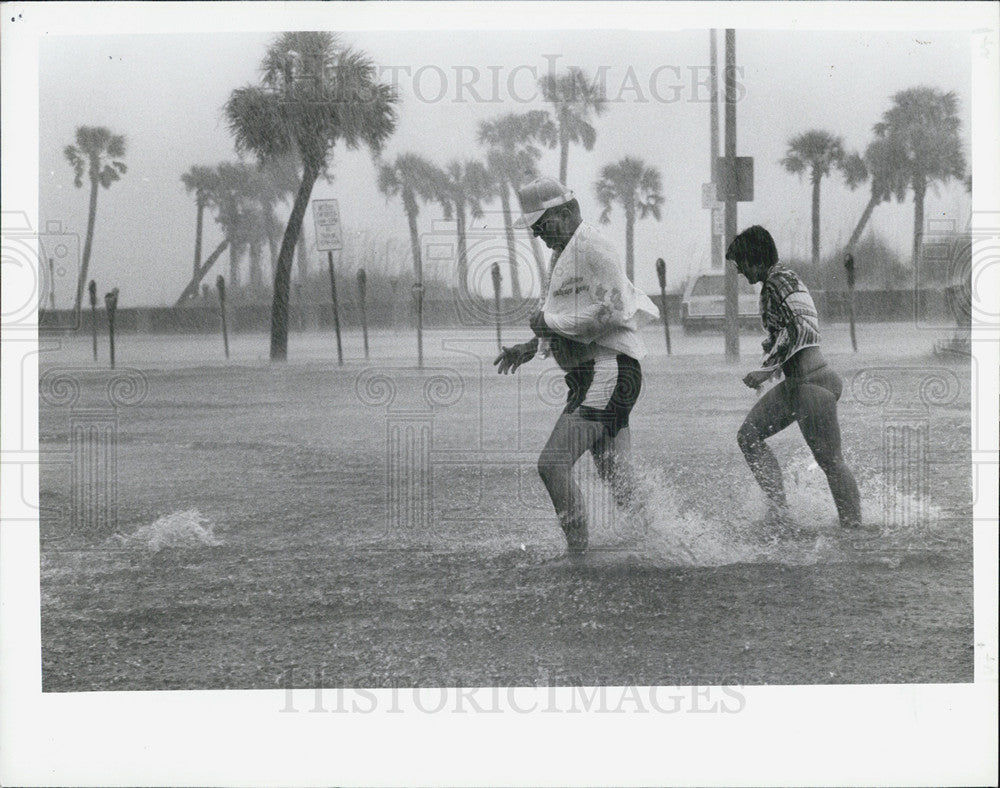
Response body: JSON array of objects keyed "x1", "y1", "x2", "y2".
[{"x1": 563, "y1": 350, "x2": 642, "y2": 437}]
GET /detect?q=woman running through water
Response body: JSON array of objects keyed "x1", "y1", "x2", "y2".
[{"x1": 727, "y1": 225, "x2": 862, "y2": 529}]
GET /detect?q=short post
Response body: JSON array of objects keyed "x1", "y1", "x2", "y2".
[
  {"x1": 655, "y1": 257, "x2": 672, "y2": 355},
  {"x1": 216, "y1": 275, "x2": 229, "y2": 360},
  {"x1": 357, "y1": 268, "x2": 369, "y2": 360},
  {"x1": 327, "y1": 251, "x2": 343, "y2": 366},
  {"x1": 412, "y1": 282, "x2": 424, "y2": 369},
  {"x1": 104, "y1": 288, "x2": 119, "y2": 370},
  {"x1": 88, "y1": 280, "x2": 98, "y2": 362},
  {"x1": 491, "y1": 261, "x2": 503, "y2": 351},
  {"x1": 844, "y1": 252, "x2": 857, "y2": 352},
  {"x1": 48, "y1": 257, "x2": 56, "y2": 310}
]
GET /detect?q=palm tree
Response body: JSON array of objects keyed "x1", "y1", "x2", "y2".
[
  {"x1": 780, "y1": 130, "x2": 853, "y2": 267},
  {"x1": 594, "y1": 157, "x2": 664, "y2": 282},
  {"x1": 225, "y1": 31, "x2": 398, "y2": 361},
  {"x1": 63, "y1": 126, "x2": 127, "y2": 316},
  {"x1": 180, "y1": 165, "x2": 221, "y2": 285},
  {"x1": 431, "y1": 159, "x2": 492, "y2": 297},
  {"x1": 842, "y1": 135, "x2": 910, "y2": 252},
  {"x1": 377, "y1": 152, "x2": 441, "y2": 368},
  {"x1": 538, "y1": 67, "x2": 608, "y2": 184},
  {"x1": 212, "y1": 161, "x2": 262, "y2": 291},
  {"x1": 477, "y1": 111, "x2": 556, "y2": 298},
  {"x1": 873, "y1": 87, "x2": 966, "y2": 270}
]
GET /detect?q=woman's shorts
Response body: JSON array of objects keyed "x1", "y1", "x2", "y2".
[
  {"x1": 782, "y1": 364, "x2": 843, "y2": 404},
  {"x1": 563, "y1": 351, "x2": 642, "y2": 437}
]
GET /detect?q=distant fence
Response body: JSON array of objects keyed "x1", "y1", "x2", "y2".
[{"x1": 39, "y1": 288, "x2": 957, "y2": 335}]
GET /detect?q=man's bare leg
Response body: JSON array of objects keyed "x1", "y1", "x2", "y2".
[{"x1": 537, "y1": 412, "x2": 607, "y2": 553}]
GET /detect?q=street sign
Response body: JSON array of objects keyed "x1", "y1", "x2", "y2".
[
  {"x1": 712, "y1": 207, "x2": 725, "y2": 237},
  {"x1": 716, "y1": 156, "x2": 754, "y2": 202},
  {"x1": 312, "y1": 199, "x2": 343, "y2": 251}
]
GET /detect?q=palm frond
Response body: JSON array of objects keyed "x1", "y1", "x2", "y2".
[
  {"x1": 65, "y1": 126, "x2": 127, "y2": 189},
  {"x1": 594, "y1": 157, "x2": 663, "y2": 224}
]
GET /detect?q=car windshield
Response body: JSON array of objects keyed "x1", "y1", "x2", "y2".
[{"x1": 690, "y1": 275, "x2": 756, "y2": 296}]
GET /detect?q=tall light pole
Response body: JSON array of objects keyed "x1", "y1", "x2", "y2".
[
  {"x1": 723, "y1": 28, "x2": 740, "y2": 362},
  {"x1": 710, "y1": 29, "x2": 722, "y2": 271}
]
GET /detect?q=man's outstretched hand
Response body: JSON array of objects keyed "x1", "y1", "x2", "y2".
[
  {"x1": 743, "y1": 369, "x2": 775, "y2": 390},
  {"x1": 494, "y1": 338, "x2": 539, "y2": 374}
]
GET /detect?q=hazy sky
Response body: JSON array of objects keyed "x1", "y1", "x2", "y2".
[{"x1": 34, "y1": 14, "x2": 975, "y2": 306}]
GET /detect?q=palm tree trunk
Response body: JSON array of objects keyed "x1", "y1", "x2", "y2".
[
  {"x1": 811, "y1": 172, "x2": 822, "y2": 267},
  {"x1": 174, "y1": 239, "x2": 229, "y2": 305},
  {"x1": 498, "y1": 184, "x2": 522, "y2": 301},
  {"x1": 404, "y1": 191, "x2": 424, "y2": 369},
  {"x1": 229, "y1": 243, "x2": 241, "y2": 291},
  {"x1": 265, "y1": 213, "x2": 280, "y2": 280},
  {"x1": 912, "y1": 180, "x2": 926, "y2": 271},
  {"x1": 625, "y1": 208, "x2": 635, "y2": 283},
  {"x1": 456, "y1": 204, "x2": 469, "y2": 297},
  {"x1": 847, "y1": 191, "x2": 879, "y2": 251},
  {"x1": 74, "y1": 175, "x2": 100, "y2": 316},
  {"x1": 271, "y1": 165, "x2": 319, "y2": 361},
  {"x1": 295, "y1": 226, "x2": 309, "y2": 284},
  {"x1": 559, "y1": 127, "x2": 569, "y2": 185},
  {"x1": 193, "y1": 199, "x2": 205, "y2": 281}
]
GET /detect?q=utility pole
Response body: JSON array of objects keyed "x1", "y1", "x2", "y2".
[
  {"x1": 723, "y1": 28, "x2": 740, "y2": 362},
  {"x1": 710, "y1": 29, "x2": 723, "y2": 271}
]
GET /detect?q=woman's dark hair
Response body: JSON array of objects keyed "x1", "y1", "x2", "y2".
[{"x1": 726, "y1": 225, "x2": 778, "y2": 269}]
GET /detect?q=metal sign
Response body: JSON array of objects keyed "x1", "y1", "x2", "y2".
[
  {"x1": 312, "y1": 199, "x2": 343, "y2": 251},
  {"x1": 716, "y1": 156, "x2": 754, "y2": 202}
]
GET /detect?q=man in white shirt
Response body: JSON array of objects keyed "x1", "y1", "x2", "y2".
[{"x1": 494, "y1": 177, "x2": 659, "y2": 556}]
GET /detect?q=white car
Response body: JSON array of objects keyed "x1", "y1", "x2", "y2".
[{"x1": 681, "y1": 272, "x2": 761, "y2": 333}]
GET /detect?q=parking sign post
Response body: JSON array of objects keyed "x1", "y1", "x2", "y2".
[{"x1": 313, "y1": 199, "x2": 344, "y2": 366}]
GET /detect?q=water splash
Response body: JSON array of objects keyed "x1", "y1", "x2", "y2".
[
  {"x1": 113, "y1": 509, "x2": 222, "y2": 552},
  {"x1": 575, "y1": 449, "x2": 962, "y2": 568}
]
